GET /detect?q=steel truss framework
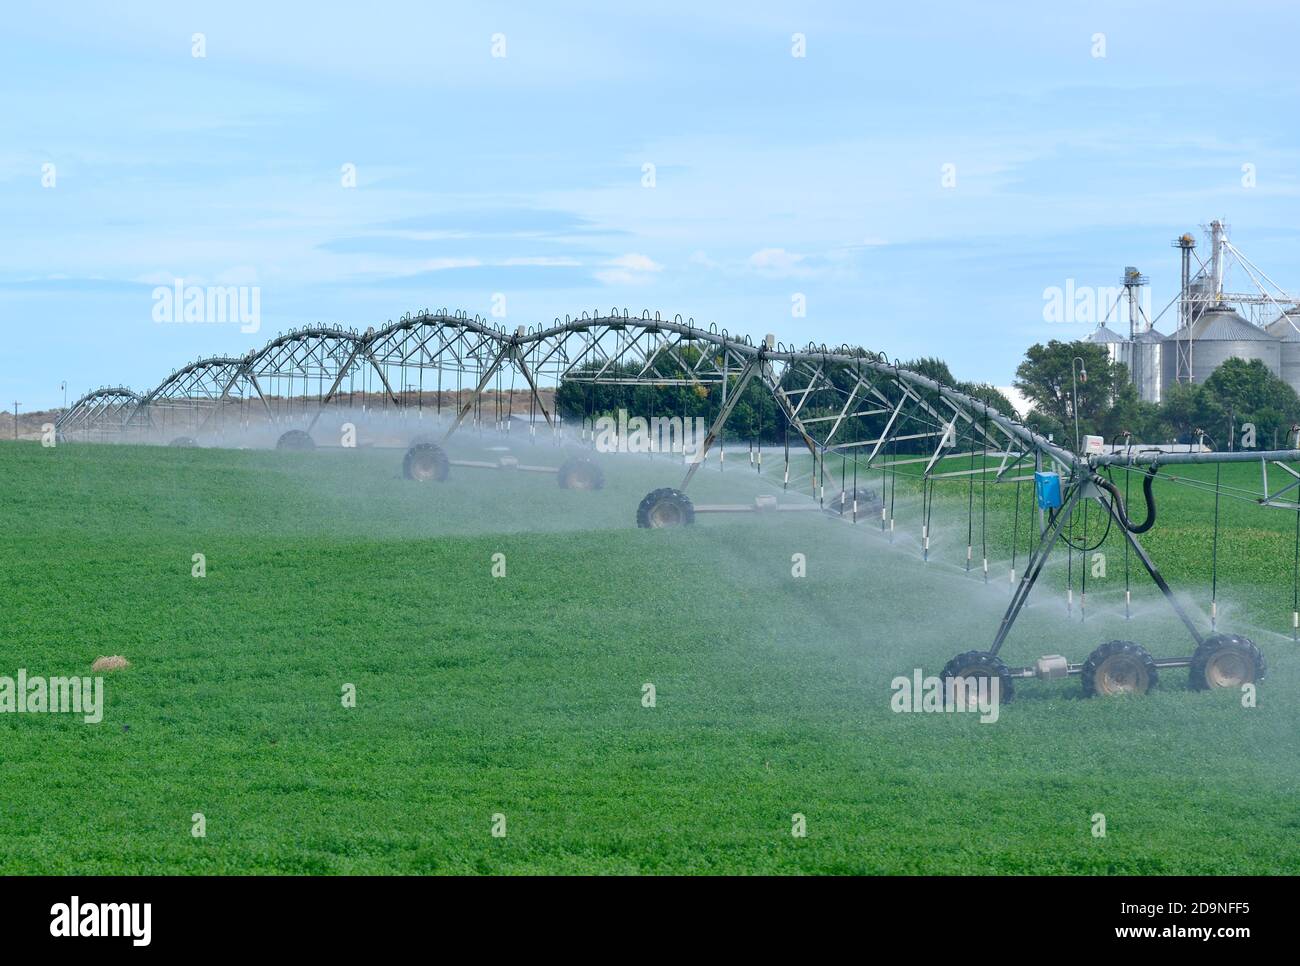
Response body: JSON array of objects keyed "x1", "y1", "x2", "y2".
[
  {"x1": 59, "y1": 309, "x2": 1054, "y2": 464},
  {"x1": 56, "y1": 308, "x2": 1300, "y2": 675},
  {"x1": 57, "y1": 306, "x2": 1300, "y2": 492}
]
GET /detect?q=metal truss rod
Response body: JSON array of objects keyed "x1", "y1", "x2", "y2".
[{"x1": 681, "y1": 360, "x2": 759, "y2": 490}]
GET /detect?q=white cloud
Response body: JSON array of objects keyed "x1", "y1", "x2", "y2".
[
  {"x1": 502, "y1": 256, "x2": 582, "y2": 267},
  {"x1": 611, "y1": 253, "x2": 661, "y2": 272},
  {"x1": 995, "y1": 386, "x2": 1030, "y2": 419},
  {"x1": 595, "y1": 252, "x2": 662, "y2": 285},
  {"x1": 748, "y1": 247, "x2": 809, "y2": 277},
  {"x1": 419, "y1": 258, "x2": 482, "y2": 271}
]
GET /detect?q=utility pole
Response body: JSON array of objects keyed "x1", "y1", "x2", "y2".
[{"x1": 12, "y1": 401, "x2": 19, "y2": 440}]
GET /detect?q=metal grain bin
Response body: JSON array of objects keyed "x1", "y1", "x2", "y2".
[
  {"x1": 1084, "y1": 323, "x2": 1131, "y2": 372},
  {"x1": 1162, "y1": 305, "x2": 1281, "y2": 387},
  {"x1": 1265, "y1": 308, "x2": 1300, "y2": 396},
  {"x1": 1130, "y1": 328, "x2": 1165, "y2": 403}
]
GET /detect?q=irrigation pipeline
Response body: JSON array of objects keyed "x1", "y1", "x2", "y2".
[{"x1": 58, "y1": 310, "x2": 1300, "y2": 505}]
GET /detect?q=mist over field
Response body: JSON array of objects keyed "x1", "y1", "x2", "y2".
[{"x1": 2, "y1": 433, "x2": 1295, "y2": 874}]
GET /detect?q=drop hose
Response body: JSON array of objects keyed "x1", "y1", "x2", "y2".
[{"x1": 1093, "y1": 467, "x2": 1158, "y2": 534}]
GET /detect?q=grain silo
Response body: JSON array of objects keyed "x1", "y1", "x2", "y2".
[
  {"x1": 1264, "y1": 307, "x2": 1300, "y2": 396},
  {"x1": 1067, "y1": 223, "x2": 1298, "y2": 405},
  {"x1": 1085, "y1": 323, "x2": 1131, "y2": 371},
  {"x1": 1163, "y1": 304, "x2": 1282, "y2": 387},
  {"x1": 1130, "y1": 328, "x2": 1165, "y2": 403}
]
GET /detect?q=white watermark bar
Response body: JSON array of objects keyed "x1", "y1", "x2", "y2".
[{"x1": 0, "y1": 670, "x2": 104, "y2": 724}]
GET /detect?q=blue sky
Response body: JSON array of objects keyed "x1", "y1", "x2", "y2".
[{"x1": 3, "y1": 0, "x2": 1299, "y2": 408}]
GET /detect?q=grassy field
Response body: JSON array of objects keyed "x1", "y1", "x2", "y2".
[{"x1": 1, "y1": 436, "x2": 1297, "y2": 874}]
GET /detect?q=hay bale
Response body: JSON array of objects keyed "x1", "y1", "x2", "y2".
[{"x1": 92, "y1": 655, "x2": 130, "y2": 672}]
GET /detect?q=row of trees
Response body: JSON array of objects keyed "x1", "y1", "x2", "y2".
[
  {"x1": 553, "y1": 361, "x2": 784, "y2": 442},
  {"x1": 552, "y1": 353, "x2": 1015, "y2": 448},
  {"x1": 552, "y1": 339, "x2": 1300, "y2": 451},
  {"x1": 1015, "y1": 340, "x2": 1300, "y2": 449}
]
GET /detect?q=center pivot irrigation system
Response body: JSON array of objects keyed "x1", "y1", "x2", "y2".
[{"x1": 58, "y1": 308, "x2": 1300, "y2": 701}]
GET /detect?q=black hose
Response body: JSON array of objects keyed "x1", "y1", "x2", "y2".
[
  {"x1": 1095, "y1": 467, "x2": 1158, "y2": 533},
  {"x1": 1063, "y1": 493, "x2": 1112, "y2": 552}
]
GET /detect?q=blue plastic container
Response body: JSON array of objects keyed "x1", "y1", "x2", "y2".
[{"x1": 1034, "y1": 471, "x2": 1063, "y2": 510}]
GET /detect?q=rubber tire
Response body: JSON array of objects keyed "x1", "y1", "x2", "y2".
[
  {"x1": 1082, "y1": 640, "x2": 1158, "y2": 697},
  {"x1": 1189, "y1": 633, "x2": 1265, "y2": 691},
  {"x1": 403, "y1": 442, "x2": 450, "y2": 482},
  {"x1": 168, "y1": 436, "x2": 198, "y2": 448},
  {"x1": 939, "y1": 650, "x2": 1014, "y2": 706},
  {"x1": 826, "y1": 486, "x2": 883, "y2": 517},
  {"x1": 276, "y1": 429, "x2": 316, "y2": 452},
  {"x1": 636, "y1": 488, "x2": 695, "y2": 528},
  {"x1": 557, "y1": 456, "x2": 604, "y2": 490}
]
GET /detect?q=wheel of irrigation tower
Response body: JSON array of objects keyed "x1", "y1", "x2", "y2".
[
  {"x1": 276, "y1": 429, "x2": 316, "y2": 452},
  {"x1": 403, "y1": 442, "x2": 451, "y2": 482},
  {"x1": 557, "y1": 456, "x2": 604, "y2": 490},
  {"x1": 1081, "y1": 641, "x2": 1158, "y2": 697},
  {"x1": 939, "y1": 651, "x2": 1015, "y2": 706},
  {"x1": 636, "y1": 488, "x2": 695, "y2": 528},
  {"x1": 1188, "y1": 634, "x2": 1265, "y2": 691},
  {"x1": 167, "y1": 436, "x2": 198, "y2": 448},
  {"x1": 825, "y1": 486, "x2": 884, "y2": 518}
]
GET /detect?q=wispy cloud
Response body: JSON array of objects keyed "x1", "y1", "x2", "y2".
[
  {"x1": 595, "y1": 253, "x2": 663, "y2": 285},
  {"x1": 748, "y1": 248, "x2": 809, "y2": 277}
]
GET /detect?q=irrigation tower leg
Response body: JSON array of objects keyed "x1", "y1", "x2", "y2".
[
  {"x1": 197, "y1": 367, "x2": 272, "y2": 435},
  {"x1": 989, "y1": 483, "x2": 1083, "y2": 656},
  {"x1": 513, "y1": 354, "x2": 555, "y2": 429},
  {"x1": 308, "y1": 343, "x2": 365, "y2": 433},
  {"x1": 681, "y1": 361, "x2": 758, "y2": 490},
  {"x1": 1094, "y1": 491, "x2": 1205, "y2": 647},
  {"x1": 443, "y1": 345, "x2": 510, "y2": 443},
  {"x1": 758, "y1": 361, "x2": 820, "y2": 462}
]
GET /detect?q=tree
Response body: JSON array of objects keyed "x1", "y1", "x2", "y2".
[
  {"x1": 1102, "y1": 379, "x2": 1165, "y2": 444},
  {"x1": 1202, "y1": 357, "x2": 1296, "y2": 415},
  {"x1": 961, "y1": 382, "x2": 1018, "y2": 419},
  {"x1": 1158, "y1": 381, "x2": 1202, "y2": 441},
  {"x1": 1198, "y1": 357, "x2": 1300, "y2": 449},
  {"x1": 902, "y1": 357, "x2": 956, "y2": 385},
  {"x1": 902, "y1": 358, "x2": 1017, "y2": 418},
  {"x1": 555, "y1": 352, "x2": 1014, "y2": 449},
  {"x1": 1014, "y1": 340, "x2": 1118, "y2": 444}
]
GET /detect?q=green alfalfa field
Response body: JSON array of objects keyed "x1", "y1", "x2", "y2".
[{"x1": 1, "y1": 437, "x2": 1297, "y2": 874}]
